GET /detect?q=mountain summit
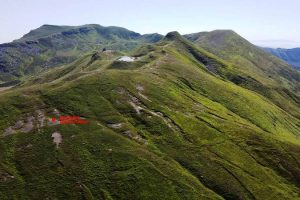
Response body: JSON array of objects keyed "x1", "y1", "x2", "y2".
[{"x1": 164, "y1": 31, "x2": 182, "y2": 40}]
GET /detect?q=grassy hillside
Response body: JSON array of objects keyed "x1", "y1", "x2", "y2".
[
  {"x1": 185, "y1": 30, "x2": 300, "y2": 119},
  {"x1": 0, "y1": 24, "x2": 162, "y2": 83},
  {"x1": 0, "y1": 32, "x2": 300, "y2": 200}
]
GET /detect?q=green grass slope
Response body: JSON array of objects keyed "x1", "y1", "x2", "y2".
[
  {"x1": 0, "y1": 24, "x2": 163, "y2": 83},
  {"x1": 0, "y1": 32, "x2": 300, "y2": 200},
  {"x1": 185, "y1": 30, "x2": 300, "y2": 118}
]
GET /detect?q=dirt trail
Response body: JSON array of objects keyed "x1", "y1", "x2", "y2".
[
  {"x1": 127, "y1": 92, "x2": 181, "y2": 133},
  {"x1": 0, "y1": 86, "x2": 13, "y2": 92}
]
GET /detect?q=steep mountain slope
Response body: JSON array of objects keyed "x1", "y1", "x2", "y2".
[
  {"x1": 184, "y1": 30, "x2": 300, "y2": 118},
  {"x1": 263, "y1": 47, "x2": 300, "y2": 69},
  {"x1": 0, "y1": 31, "x2": 300, "y2": 199},
  {"x1": 0, "y1": 24, "x2": 162, "y2": 82}
]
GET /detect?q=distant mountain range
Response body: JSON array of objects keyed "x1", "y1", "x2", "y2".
[
  {"x1": 263, "y1": 47, "x2": 300, "y2": 69},
  {"x1": 1, "y1": 24, "x2": 299, "y2": 83},
  {"x1": 0, "y1": 24, "x2": 162, "y2": 82}
]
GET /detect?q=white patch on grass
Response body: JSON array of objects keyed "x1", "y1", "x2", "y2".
[
  {"x1": 52, "y1": 132, "x2": 62, "y2": 148},
  {"x1": 108, "y1": 123, "x2": 123, "y2": 129},
  {"x1": 136, "y1": 84, "x2": 144, "y2": 91},
  {"x1": 118, "y1": 56, "x2": 135, "y2": 62}
]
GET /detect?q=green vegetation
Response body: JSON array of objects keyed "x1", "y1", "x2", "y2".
[
  {"x1": 0, "y1": 28, "x2": 300, "y2": 200},
  {"x1": 185, "y1": 30, "x2": 300, "y2": 118},
  {"x1": 0, "y1": 24, "x2": 163, "y2": 82}
]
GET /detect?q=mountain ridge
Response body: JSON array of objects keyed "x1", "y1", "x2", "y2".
[
  {"x1": 183, "y1": 29, "x2": 300, "y2": 120},
  {"x1": 263, "y1": 47, "x2": 300, "y2": 69},
  {"x1": 1, "y1": 29, "x2": 300, "y2": 199},
  {"x1": 0, "y1": 24, "x2": 163, "y2": 82},
  {"x1": 0, "y1": 25, "x2": 300, "y2": 199}
]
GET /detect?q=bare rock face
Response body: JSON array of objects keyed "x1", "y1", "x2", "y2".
[
  {"x1": 36, "y1": 110, "x2": 46, "y2": 128},
  {"x1": 2, "y1": 109, "x2": 61, "y2": 137},
  {"x1": 12, "y1": 120, "x2": 24, "y2": 129},
  {"x1": 3, "y1": 127, "x2": 15, "y2": 136},
  {"x1": 20, "y1": 116, "x2": 35, "y2": 133}
]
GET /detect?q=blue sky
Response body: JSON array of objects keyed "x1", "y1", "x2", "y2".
[{"x1": 0, "y1": 0, "x2": 299, "y2": 48}]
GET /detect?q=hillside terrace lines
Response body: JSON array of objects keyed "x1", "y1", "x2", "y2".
[
  {"x1": 114, "y1": 86, "x2": 182, "y2": 139},
  {"x1": 120, "y1": 87, "x2": 191, "y2": 140}
]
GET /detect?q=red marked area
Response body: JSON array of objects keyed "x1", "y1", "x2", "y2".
[
  {"x1": 51, "y1": 118, "x2": 57, "y2": 122},
  {"x1": 59, "y1": 116, "x2": 88, "y2": 125}
]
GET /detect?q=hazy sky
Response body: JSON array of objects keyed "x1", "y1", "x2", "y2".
[{"x1": 0, "y1": 0, "x2": 299, "y2": 48}]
